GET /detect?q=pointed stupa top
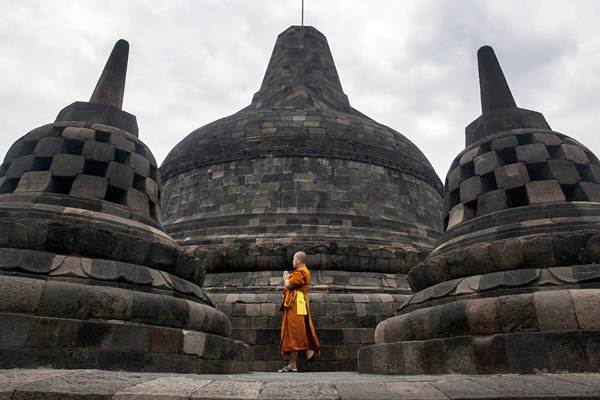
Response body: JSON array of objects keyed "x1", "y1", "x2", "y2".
[
  {"x1": 478, "y1": 46, "x2": 516, "y2": 113},
  {"x1": 90, "y1": 39, "x2": 129, "y2": 109},
  {"x1": 465, "y1": 45, "x2": 549, "y2": 146},
  {"x1": 250, "y1": 26, "x2": 351, "y2": 112},
  {"x1": 55, "y1": 39, "x2": 138, "y2": 136}
]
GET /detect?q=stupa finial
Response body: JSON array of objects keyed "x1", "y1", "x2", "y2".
[
  {"x1": 90, "y1": 39, "x2": 129, "y2": 109},
  {"x1": 478, "y1": 45, "x2": 517, "y2": 113}
]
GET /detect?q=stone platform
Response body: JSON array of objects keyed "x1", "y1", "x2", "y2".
[{"x1": 3, "y1": 369, "x2": 600, "y2": 399}]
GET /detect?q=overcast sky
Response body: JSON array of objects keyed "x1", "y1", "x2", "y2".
[{"x1": 1, "y1": 0, "x2": 600, "y2": 180}]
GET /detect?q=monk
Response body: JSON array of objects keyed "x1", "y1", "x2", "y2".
[{"x1": 278, "y1": 251, "x2": 320, "y2": 372}]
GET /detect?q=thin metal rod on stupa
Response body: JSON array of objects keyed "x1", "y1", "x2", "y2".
[
  {"x1": 90, "y1": 39, "x2": 129, "y2": 109},
  {"x1": 478, "y1": 45, "x2": 517, "y2": 113},
  {"x1": 301, "y1": 0, "x2": 304, "y2": 26}
]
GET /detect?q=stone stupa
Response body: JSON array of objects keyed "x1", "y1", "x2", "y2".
[
  {"x1": 359, "y1": 46, "x2": 600, "y2": 374},
  {"x1": 160, "y1": 26, "x2": 444, "y2": 371},
  {"x1": 0, "y1": 40, "x2": 248, "y2": 373}
]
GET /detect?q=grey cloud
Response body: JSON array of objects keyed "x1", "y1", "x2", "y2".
[{"x1": 1, "y1": 0, "x2": 599, "y2": 181}]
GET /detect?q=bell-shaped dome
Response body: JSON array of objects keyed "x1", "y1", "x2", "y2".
[{"x1": 161, "y1": 26, "x2": 444, "y2": 274}]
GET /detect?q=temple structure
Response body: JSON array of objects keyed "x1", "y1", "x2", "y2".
[
  {"x1": 160, "y1": 26, "x2": 444, "y2": 370},
  {"x1": 0, "y1": 40, "x2": 248, "y2": 373},
  {"x1": 358, "y1": 46, "x2": 600, "y2": 374}
]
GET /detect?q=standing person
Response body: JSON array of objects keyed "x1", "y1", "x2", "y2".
[{"x1": 278, "y1": 251, "x2": 320, "y2": 372}]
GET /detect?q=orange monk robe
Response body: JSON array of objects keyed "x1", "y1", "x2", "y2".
[{"x1": 279, "y1": 264, "x2": 320, "y2": 354}]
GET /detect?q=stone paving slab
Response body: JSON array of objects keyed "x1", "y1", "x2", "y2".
[{"x1": 1, "y1": 369, "x2": 600, "y2": 400}]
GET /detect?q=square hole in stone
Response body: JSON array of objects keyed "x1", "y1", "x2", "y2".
[
  {"x1": 64, "y1": 139, "x2": 83, "y2": 155},
  {"x1": 507, "y1": 186, "x2": 528, "y2": 207},
  {"x1": 516, "y1": 133, "x2": 532, "y2": 145},
  {"x1": 84, "y1": 160, "x2": 109, "y2": 176},
  {"x1": 447, "y1": 189, "x2": 460, "y2": 211},
  {"x1": 460, "y1": 162, "x2": 475, "y2": 179},
  {"x1": 33, "y1": 157, "x2": 52, "y2": 171},
  {"x1": 562, "y1": 184, "x2": 581, "y2": 201},
  {"x1": 105, "y1": 185, "x2": 127, "y2": 204},
  {"x1": 526, "y1": 163, "x2": 547, "y2": 181},
  {"x1": 114, "y1": 149, "x2": 131, "y2": 164},
  {"x1": 133, "y1": 173, "x2": 145, "y2": 191},
  {"x1": 149, "y1": 199, "x2": 159, "y2": 220},
  {"x1": 96, "y1": 131, "x2": 111, "y2": 143},
  {"x1": 51, "y1": 176, "x2": 75, "y2": 194},
  {"x1": 547, "y1": 145, "x2": 564, "y2": 159},
  {"x1": 149, "y1": 165, "x2": 158, "y2": 181},
  {"x1": 497, "y1": 148, "x2": 517, "y2": 164},
  {"x1": 0, "y1": 178, "x2": 19, "y2": 194},
  {"x1": 481, "y1": 172, "x2": 498, "y2": 191}
]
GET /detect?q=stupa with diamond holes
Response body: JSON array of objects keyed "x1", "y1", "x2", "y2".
[
  {"x1": 0, "y1": 40, "x2": 248, "y2": 373},
  {"x1": 160, "y1": 26, "x2": 444, "y2": 371},
  {"x1": 358, "y1": 45, "x2": 600, "y2": 374}
]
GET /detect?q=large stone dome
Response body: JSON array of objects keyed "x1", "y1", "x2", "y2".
[{"x1": 160, "y1": 26, "x2": 443, "y2": 274}]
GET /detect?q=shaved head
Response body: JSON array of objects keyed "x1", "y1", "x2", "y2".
[{"x1": 294, "y1": 251, "x2": 306, "y2": 264}]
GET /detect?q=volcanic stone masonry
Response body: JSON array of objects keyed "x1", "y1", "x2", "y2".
[
  {"x1": 358, "y1": 45, "x2": 600, "y2": 374},
  {"x1": 160, "y1": 26, "x2": 444, "y2": 370},
  {"x1": 0, "y1": 40, "x2": 248, "y2": 373}
]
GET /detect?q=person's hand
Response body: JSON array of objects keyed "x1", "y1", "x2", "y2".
[{"x1": 283, "y1": 270, "x2": 290, "y2": 279}]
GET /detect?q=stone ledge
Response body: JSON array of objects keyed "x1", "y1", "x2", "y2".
[{"x1": 2, "y1": 369, "x2": 600, "y2": 399}]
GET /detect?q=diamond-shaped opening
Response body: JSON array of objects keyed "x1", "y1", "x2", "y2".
[
  {"x1": 133, "y1": 173, "x2": 146, "y2": 191},
  {"x1": 64, "y1": 139, "x2": 83, "y2": 155},
  {"x1": 507, "y1": 186, "x2": 528, "y2": 207},
  {"x1": 105, "y1": 185, "x2": 127, "y2": 205},
  {"x1": 96, "y1": 131, "x2": 111, "y2": 143},
  {"x1": 114, "y1": 149, "x2": 131, "y2": 164},
  {"x1": 51, "y1": 176, "x2": 75, "y2": 194},
  {"x1": 447, "y1": 189, "x2": 460, "y2": 212},
  {"x1": 33, "y1": 157, "x2": 52, "y2": 171},
  {"x1": 586, "y1": 151, "x2": 600, "y2": 165},
  {"x1": 0, "y1": 178, "x2": 19, "y2": 194},
  {"x1": 83, "y1": 160, "x2": 109, "y2": 176}
]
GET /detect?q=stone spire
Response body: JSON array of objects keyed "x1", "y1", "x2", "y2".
[
  {"x1": 55, "y1": 39, "x2": 138, "y2": 136},
  {"x1": 478, "y1": 45, "x2": 516, "y2": 113},
  {"x1": 465, "y1": 45, "x2": 549, "y2": 146},
  {"x1": 90, "y1": 39, "x2": 129, "y2": 109},
  {"x1": 250, "y1": 26, "x2": 351, "y2": 112}
]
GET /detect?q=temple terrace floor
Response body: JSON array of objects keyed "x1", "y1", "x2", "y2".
[{"x1": 2, "y1": 369, "x2": 600, "y2": 399}]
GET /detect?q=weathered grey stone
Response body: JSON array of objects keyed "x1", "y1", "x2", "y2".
[
  {"x1": 34, "y1": 137, "x2": 65, "y2": 156},
  {"x1": 476, "y1": 189, "x2": 508, "y2": 216},
  {"x1": 576, "y1": 182, "x2": 600, "y2": 202},
  {"x1": 82, "y1": 140, "x2": 115, "y2": 162},
  {"x1": 106, "y1": 161, "x2": 134, "y2": 189},
  {"x1": 125, "y1": 188, "x2": 149, "y2": 216},
  {"x1": 192, "y1": 380, "x2": 262, "y2": 399},
  {"x1": 15, "y1": 171, "x2": 53, "y2": 192},
  {"x1": 115, "y1": 377, "x2": 212, "y2": 399},
  {"x1": 570, "y1": 289, "x2": 600, "y2": 330},
  {"x1": 0, "y1": 275, "x2": 44, "y2": 314},
  {"x1": 490, "y1": 135, "x2": 518, "y2": 151},
  {"x1": 385, "y1": 382, "x2": 448, "y2": 400},
  {"x1": 50, "y1": 154, "x2": 85, "y2": 176},
  {"x1": 62, "y1": 126, "x2": 96, "y2": 141},
  {"x1": 474, "y1": 151, "x2": 502, "y2": 176},
  {"x1": 559, "y1": 144, "x2": 589, "y2": 164},
  {"x1": 495, "y1": 163, "x2": 529, "y2": 189},
  {"x1": 533, "y1": 290, "x2": 578, "y2": 331},
  {"x1": 542, "y1": 159, "x2": 580, "y2": 184},
  {"x1": 515, "y1": 143, "x2": 550, "y2": 163},
  {"x1": 70, "y1": 174, "x2": 109, "y2": 199},
  {"x1": 525, "y1": 180, "x2": 565, "y2": 204},
  {"x1": 258, "y1": 382, "x2": 339, "y2": 400}
]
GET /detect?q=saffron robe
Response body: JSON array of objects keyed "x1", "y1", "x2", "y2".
[{"x1": 279, "y1": 264, "x2": 320, "y2": 354}]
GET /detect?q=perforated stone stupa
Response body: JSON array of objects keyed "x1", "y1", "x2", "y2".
[
  {"x1": 160, "y1": 26, "x2": 444, "y2": 370},
  {"x1": 0, "y1": 40, "x2": 248, "y2": 373},
  {"x1": 358, "y1": 46, "x2": 600, "y2": 374}
]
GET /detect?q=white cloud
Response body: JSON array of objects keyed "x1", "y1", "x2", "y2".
[{"x1": 1, "y1": 0, "x2": 599, "y2": 180}]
